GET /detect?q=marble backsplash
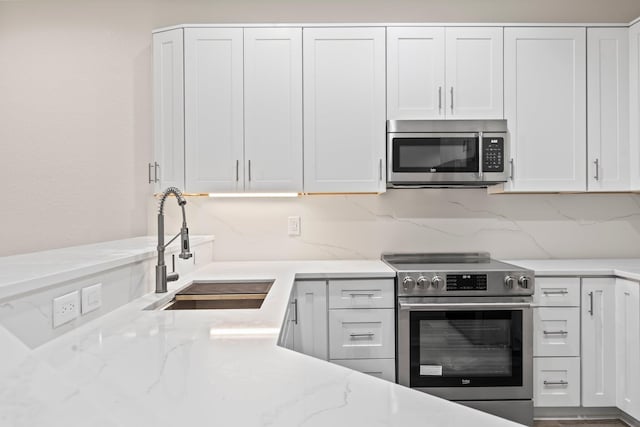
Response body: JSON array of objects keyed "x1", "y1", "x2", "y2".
[{"x1": 149, "y1": 189, "x2": 640, "y2": 261}]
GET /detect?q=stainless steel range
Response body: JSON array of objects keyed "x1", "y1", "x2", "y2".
[{"x1": 382, "y1": 252, "x2": 535, "y2": 427}]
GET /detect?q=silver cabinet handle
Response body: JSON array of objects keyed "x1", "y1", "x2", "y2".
[
  {"x1": 235, "y1": 160, "x2": 239, "y2": 182},
  {"x1": 379, "y1": 159, "x2": 383, "y2": 181},
  {"x1": 350, "y1": 333, "x2": 374, "y2": 339},
  {"x1": 588, "y1": 291, "x2": 594, "y2": 316},
  {"x1": 509, "y1": 158, "x2": 514, "y2": 181},
  {"x1": 148, "y1": 163, "x2": 154, "y2": 184},
  {"x1": 248, "y1": 160, "x2": 252, "y2": 182},
  {"x1": 291, "y1": 299, "x2": 298, "y2": 325},
  {"x1": 438, "y1": 86, "x2": 442, "y2": 113},
  {"x1": 543, "y1": 290, "x2": 568, "y2": 295},
  {"x1": 544, "y1": 380, "x2": 569, "y2": 386},
  {"x1": 543, "y1": 330, "x2": 568, "y2": 335},
  {"x1": 154, "y1": 162, "x2": 159, "y2": 183},
  {"x1": 450, "y1": 87, "x2": 454, "y2": 113},
  {"x1": 594, "y1": 159, "x2": 599, "y2": 181},
  {"x1": 350, "y1": 293, "x2": 375, "y2": 297}
]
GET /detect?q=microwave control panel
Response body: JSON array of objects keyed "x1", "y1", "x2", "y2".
[{"x1": 482, "y1": 137, "x2": 504, "y2": 172}]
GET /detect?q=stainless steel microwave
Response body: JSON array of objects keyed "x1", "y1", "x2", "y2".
[{"x1": 387, "y1": 120, "x2": 509, "y2": 187}]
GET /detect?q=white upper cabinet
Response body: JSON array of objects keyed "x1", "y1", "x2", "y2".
[
  {"x1": 184, "y1": 28, "x2": 244, "y2": 193},
  {"x1": 387, "y1": 27, "x2": 445, "y2": 119},
  {"x1": 303, "y1": 27, "x2": 386, "y2": 193},
  {"x1": 504, "y1": 28, "x2": 587, "y2": 192},
  {"x1": 387, "y1": 27, "x2": 503, "y2": 120},
  {"x1": 630, "y1": 23, "x2": 640, "y2": 189},
  {"x1": 587, "y1": 28, "x2": 630, "y2": 192},
  {"x1": 152, "y1": 29, "x2": 184, "y2": 192},
  {"x1": 244, "y1": 28, "x2": 303, "y2": 193},
  {"x1": 445, "y1": 27, "x2": 504, "y2": 119}
]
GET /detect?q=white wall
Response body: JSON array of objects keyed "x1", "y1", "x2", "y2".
[
  {"x1": 153, "y1": 190, "x2": 640, "y2": 260},
  {"x1": 2, "y1": 0, "x2": 640, "y2": 257}
]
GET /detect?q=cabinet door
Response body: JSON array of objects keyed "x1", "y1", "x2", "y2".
[
  {"x1": 504, "y1": 28, "x2": 587, "y2": 192},
  {"x1": 244, "y1": 28, "x2": 303, "y2": 193},
  {"x1": 581, "y1": 278, "x2": 616, "y2": 407},
  {"x1": 629, "y1": 23, "x2": 640, "y2": 189},
  {"x1": 153, "y1": 29, "x2": 184, "y2": 192},
  {"x1": 386, "y1": 27, "x2": 445, "y2": 120},
  {"x1": 303, "y1": 27, "x2": 386, "y2": 193},
  {"x1": 615, "y1": 279, "x2": 640, "y2": 419},
  {"x1": 293, "y1": 281, "x2": 328, "y2": 360},
  {"x1": 587, "y1": 28, "x2": 629, "y2": 192},
  {"x1": 184, "y1": 28, "x2": 244, "y2": 193},
  {"x1": 280, "y1": 297, "x2": 296, "y2": 350},
  {"x1": 445, "y1": 27, "x2": 503, "y2": 119}
]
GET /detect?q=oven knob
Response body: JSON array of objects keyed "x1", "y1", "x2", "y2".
[
  {"x1": 431, "y1": 276, "x2": 443, "y2": 289},
  {"x1": 402, "y1": 276, "x2": 416, "y2": 291},
  {"x1": 417, "y1": 276, "x2": 430, "y2": 288},
  {"x1": 518, "y1": 276, "x2": 531, "y2": 289},
  {"x1": 504, "y1": 275, "x2": 515, "y2": 289}
]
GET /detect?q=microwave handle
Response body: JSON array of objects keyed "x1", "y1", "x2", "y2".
[{"x1": 478, "y1": 132, "x2": 483, "y2": 180}]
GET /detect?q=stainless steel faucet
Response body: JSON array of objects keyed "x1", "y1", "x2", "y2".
[{"x1": 155, "y1": 187, "x2": 192, "y2": 293}]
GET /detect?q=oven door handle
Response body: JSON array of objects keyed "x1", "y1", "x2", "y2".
[{"x1": 399, "y1": 302, "x2": 532, "y2": 311}]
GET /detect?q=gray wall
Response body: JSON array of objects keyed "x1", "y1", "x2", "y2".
[{"x1": 2, "y1": 0, "x2": 640, "y2": 257}]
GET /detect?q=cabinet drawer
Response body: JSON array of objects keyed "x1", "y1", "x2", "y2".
[
  {"x1": 534, "y1": 357, "x2": 581, "y2": 407},
  {"x1": 534, "y1": 307, "x2": 580, "y2": 357},
  {"x1": 533, "y1": 278, "x2": 580, "y2": 307},
  {"x1": 328, "y1": 279, "x2": 394, "y2": 309},
  {"x1": 329, "y1": 309, "x2": 395, "y2": 359},
  {"x1": 331, "y1": 358, "x2": 396, "y2": 382}
]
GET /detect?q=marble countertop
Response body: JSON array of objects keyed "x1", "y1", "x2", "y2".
[
  {"x1": 0, "y1": 235, "x2": 215, "y2": 301},
  {"x1": 0, "y1": 260, "x2": 523, "y2": 427},
  {"x1": 507, "y1": 258, "x2": 640, "y2": 281}
]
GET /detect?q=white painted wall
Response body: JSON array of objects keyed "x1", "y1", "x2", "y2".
[
  {"x1": 2, "y1": 0, "x2": 640, "y2": 257},
  {"x1": 153, "y1": 190, "x2": 640, "y2": 260}
]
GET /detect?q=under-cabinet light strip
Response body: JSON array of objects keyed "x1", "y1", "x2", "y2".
[{"x1": 207, "y1": 192, "x2": 299, "y2": 198}]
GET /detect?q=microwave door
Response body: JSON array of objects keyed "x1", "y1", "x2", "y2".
[{"x1": 389, "y1": 133, "x2": 480, "y2": 184}]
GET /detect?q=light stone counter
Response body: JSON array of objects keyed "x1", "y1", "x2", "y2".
[
  {"x1": 507, "y1": 258, "x2": 640, "y2": 281},
  {"x1": 0, "y1": 260, "x2": 523, "y2": 427},
  {"x1": 0, "y1": 235, "x2": 215, "y2": 301}
]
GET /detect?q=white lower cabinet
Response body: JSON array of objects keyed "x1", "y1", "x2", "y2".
[
  {"x1": 533, "y1": 307, "x2": 580, "y2": 357},
  {"x1": 293, "y1": 280, "x2": 328, "y2": 360},
  {"x1": 534, "y1": 357, "x2": 581, "y2": 407},
  {"x1": 615, "y1": 279, "x2": 640, "y2": 420},
  {"x1": 328, "y1": 309, "x2": 395, "y2": 359},
  {"x1": 331, "y1": 358, "x2": 395, "y2": 382},
  {"x1": 581, "y1": 278, "x2": 616, "y2": 407}
]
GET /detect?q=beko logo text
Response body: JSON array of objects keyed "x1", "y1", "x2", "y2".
[{"x1": 461, "y1": 379, "x2": 471, "y2": 385}]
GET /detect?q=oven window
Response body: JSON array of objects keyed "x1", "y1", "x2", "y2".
[
  {"x1": 409, "y1": 310, "x2": 523, "y2": 387},
  {"x1": 392, "y1": 138, "x2": 479, "y2": 173}
]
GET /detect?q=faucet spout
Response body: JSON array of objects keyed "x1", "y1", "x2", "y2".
[{"x1": 155, "y1": 187, "x2": 192, "y2": 293}]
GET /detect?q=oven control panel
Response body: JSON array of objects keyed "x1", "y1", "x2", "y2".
[
  {"x1": 446, "y1": 274, "x2": 487, "y2": 291},
  {"x1": 397, "y1": 271, "x2": 534, "y2": 297}
]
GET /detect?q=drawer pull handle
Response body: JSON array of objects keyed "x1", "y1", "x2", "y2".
[
  {"x1": 350, "y1": 293, "x2": 375, "y2": 297},
  {"x1": 543, "y1": 330, "x2": 568, "y2": 335},
  {"x1": 544, "y1": 380, "x2": 568, "y2": 386},
  {"x1": 543, "y1": 290, "x2": 568, "y2": 295},
  {"x1": 350, "y1": 333, "x2": 374, "y2": 339}
]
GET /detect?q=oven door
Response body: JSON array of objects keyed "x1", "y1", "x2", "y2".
[
  {"x1": 397, "y1": 297, "x2": 532, "y2": 401},
  {"x1": 388, "y1": 132, "x2": 480, "y2": 184}
]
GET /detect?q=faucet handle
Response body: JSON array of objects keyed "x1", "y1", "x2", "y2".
[{"x1": 167, "y1": 272, "x2": 179, "y2": 282}]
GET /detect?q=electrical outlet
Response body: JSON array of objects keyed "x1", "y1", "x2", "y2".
[
  {"x1": 81, "y1": 283, "x2": 102, "y2": 314},
  {"x1": 53, "y1": 291, "x2": 80, "y2": 328},
  {"x1": 288, "y1": 216, "x2": 301, "y2": 236}
]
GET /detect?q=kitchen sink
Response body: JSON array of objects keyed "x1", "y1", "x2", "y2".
[{"x1": 147, "y1": 280, "x2": 274, "y2": 311}]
